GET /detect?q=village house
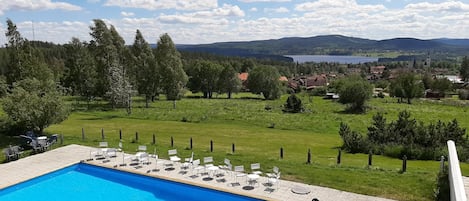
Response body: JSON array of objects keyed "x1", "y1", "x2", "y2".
[{"x1": 289, "y1": 74, "x2": 329, "y2": 91}]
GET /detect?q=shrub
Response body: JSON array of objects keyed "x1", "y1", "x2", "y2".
[
  {"x1": 311, "y1": 87, "x2": 327, "y2": 96},
  {"x1": 283, "y1": 94, "x2": 303, "y2": 113},
  {"x1": 346, "y1": 111, "x2": 469, "y2": 160},
  {"x1": 383, "y1": 145, "x2": 405, "y2": 159},
  {"x1": 459, "y1": 89, "x2": 469, "y2": 100},
  {"x1": 339, "y1": 122, "x2": 367, "y2": 153}
]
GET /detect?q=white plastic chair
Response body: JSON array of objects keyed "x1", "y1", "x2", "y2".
[
  {"x1": 138, "y1": 152, "x2": 150, "y2": 165},
  {"x1": 203, "y1": 156, "x2": 214, "y2": 168},
  {"x1": 267, "y1": 172, "x2": 281, "y2": 191},
  {"x1": 168, "y1": 149, "x2": 181, "y2": 162},
  {"x1": 219, "y1": 158, "x2": 231, "y2": 176},
  {"x1": 234, "y1": 165, "x2": 247, "y2": 182},
  {"x1": 106, "y1": 148, "x2": 117, "y2": 158},
  {"x1": 266, "y1": 166, "x2": 279, "y2": 178},
  {"x1": 137, "y1": 145, "x2": 147, "y2": 152},
  {"x1": 181, "y1": 152, "x2": 194, "y2": 170},
  {"x1": 201, "y1": 156, "x2": 214, "y2": 175},
  {"x1": 94, "y1": 142, "x2": 108, "y2": 158},
  {"x1": 99, "y1": 142, "x2": 108, "y2": 148},
  {"x1": 192, "y1": 159, "x2": 204, "y2": 176},
  {"x1": 250, "y1": 163, "x2": 262, "y2": 175},
  {"x1": 117, "y1": 141, "x2": 123, "y2": 152}
]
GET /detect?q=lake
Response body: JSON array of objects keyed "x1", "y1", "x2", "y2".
[{"x1": 285, "y1": 55, "x2": 379, "y2": 64}]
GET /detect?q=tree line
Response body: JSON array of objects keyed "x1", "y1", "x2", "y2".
[
  {"x1": 0, "y1": 19, "x2": 293, "y2": 134},
  {"x1": 339, "y1": 111, "x2": 467, "y2": 160}
]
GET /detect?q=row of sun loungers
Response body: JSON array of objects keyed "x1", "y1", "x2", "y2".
[{"x1": 91, "y1": 142, "x2": 281, "y2": 192}]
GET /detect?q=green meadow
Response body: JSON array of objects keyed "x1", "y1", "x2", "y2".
[{"x1": 3, "y1": 93, "x2": 469, "y2": 201}]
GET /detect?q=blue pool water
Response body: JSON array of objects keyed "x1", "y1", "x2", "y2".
[{"x1": 0, "y1": 163, "x2": 264, "y2": 201}]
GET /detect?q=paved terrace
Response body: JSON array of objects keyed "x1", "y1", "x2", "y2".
[
  {"x1": 0, "y1": 144, "x2": 394, "y2": 201},
  {"x1": 463, "y1": 177, "x2": 469, "y2": 200}
]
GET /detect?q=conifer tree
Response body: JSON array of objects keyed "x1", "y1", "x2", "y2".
[
  {"x1": 131, "y1": 29, "x2": 159, "y2": 107},
  {"x1": 155, "y1": 33, "x2": 187, "y2": 100}
]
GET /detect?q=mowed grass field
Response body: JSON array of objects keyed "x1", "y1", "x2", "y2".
[{"x1": 4, "y1": 93, "x2": 469, "y2": 201}]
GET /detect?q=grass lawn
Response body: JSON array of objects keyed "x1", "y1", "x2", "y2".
[{"x1": 3, "y1": 93, "x2": 469, "y2": 201}]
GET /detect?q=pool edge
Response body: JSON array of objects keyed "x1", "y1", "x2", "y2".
[{"x1": 82, "y1": 161, "x2": 275, "y2": 201}]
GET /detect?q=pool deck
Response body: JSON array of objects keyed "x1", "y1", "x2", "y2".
[{"x1": 0, "y1": 144, "x2": 394, "y2": 201}]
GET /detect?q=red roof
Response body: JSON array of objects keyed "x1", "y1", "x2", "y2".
[{"x1": 238, "y1": 73, "x2": 249, "y2": 81}]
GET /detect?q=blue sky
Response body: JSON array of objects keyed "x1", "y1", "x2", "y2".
[{"x1": 1, "y1": 0, "x2": 469, "y2": 45}]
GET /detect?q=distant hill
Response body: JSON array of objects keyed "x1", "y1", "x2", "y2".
[
  {"x1": 434, "y1": 38, "x2": 469, "y2": 47},
  {"x1": 175, "y1": 35, "x2": 469, "y2": 60}
]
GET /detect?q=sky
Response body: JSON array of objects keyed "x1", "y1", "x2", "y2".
[{"x1": 1, "y1": 0, "x2": 469, "y2": 45}]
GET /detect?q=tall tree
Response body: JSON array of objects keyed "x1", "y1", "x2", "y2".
[
  {"x1": 367, "y1": 112, "x2": 390, "y2": 144},
  {"x1": 63, "y1": 38, "x2": 97, "y2": 101},
  {"x1": 131, "y1": 29, "x2": 159, "y2": 107},
  {"x1": 187, "y1": 60, "x2": 222, "y2": 98},
  {"x1": 2, "y1": 78, "x2": 69, "y2": 134},
  {"x1": 217, "y1": 64, "x2": 241, "y2": 99},
  {"x1": 4, "y1": 18, "x2": 23, "y2": 78},
  {"x1": 390, "y1": 71, "x2": 424, "y2": 104},
  {"x1": 337, "y1": 75, "x2": 373, "y2": 113},
  {"x1": 155, "y1": 33, "x2": 188, "y2": 100},
  {"x1": 247, "y1": 66, "x2": 282, "y2": 100},
  {"x1": 4, "y1": 19, "x2": 53, "y2": 83},
  {"x1": 107, "y1": 25, "x2": 132, "y2": 110},
  {"x1": 460, "y1": 56, "x2": 469, "y2": 82},
  {"x1": 89, "y1": 19, "x2": 114, "y2": 97},
  {"x1": 431, "y1": 77, "x2": 452, "y2": 96},
  {"x1": 89, "y1": 20, "x2": 132, "y2": 109}
]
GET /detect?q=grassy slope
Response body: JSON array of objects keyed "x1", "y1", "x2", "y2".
[{"x1": 38, "y1": 94, "x2": 469, "y2": 201}]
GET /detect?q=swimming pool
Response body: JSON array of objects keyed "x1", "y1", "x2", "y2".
[{"x1": 0, "y1": 163, "x2": 265, "y2": 201}]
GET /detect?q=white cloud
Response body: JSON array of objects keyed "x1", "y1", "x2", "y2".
[
  {"x1": 239, "y1": 0, "x2": 291, "y2": 2},
  {"x1": 157, "y1": 4, "x2": 244, "y2": 25},
  {"x1": 104, "y1": 0, "x2": 218, "y2": 11},
  {"x1": 9, "y1": 0, "x2": 469, "y2": 45},
  {"x1": 264, "y1": 7, "x2": 289, "y2": 13},
  {"x1": 87, "y1": 0, "x2": 100, "y2": 3},
  {"x1": 295, "y1": 0, "x2": 385, "y2": 12},
  {"x1": 121, "y1": 11, "x2": 135, "y2": 17},
  {"x1": 405, "y1": 1, "x2": 469, "y2": 13},
  {"x1": 250, "y1": 7, "x2": 258, "y2": 12},
  {"x1": 0, "y1": 0, "x2": 82, "y2": 15},
  {"x1": 15, "y1": 20, "x2": 89, "y2": 43}
]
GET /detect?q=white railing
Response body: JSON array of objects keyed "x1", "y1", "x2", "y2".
[{"x1": 447, "y1": 140, "x2": 467, "y2": 201}]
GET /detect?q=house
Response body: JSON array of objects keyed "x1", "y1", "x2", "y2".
[
  {"x1": 370, "y1": 66, "x2": 385, "y2": 75},
  {"x1": 304, "y1": 74, "x2": 328, "y2": 90},
  {"x1": 437, "y1": 75, "x2": 464, "y2": 84},
  {"x1": 238, "y1": 72, "x2": 249, "y2": 91},
  {"x1": 289, "y1": 74, "x2": 328, "y2": 91}
]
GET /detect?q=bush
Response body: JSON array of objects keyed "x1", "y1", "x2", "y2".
[
  {"x1": 383, "y1": 145, "x2": 405, "y2": 159},
  {"x1": 459, "y1": 89, "x2": 469, "y2": 100},
  {"x1": 311, "y1": 87, "x2": 327, "y2": 96},
  {"x1": 339, "y1": 122, "x2": 367, "y2": 153},
  {"x1": 283, "y1": 94, "x2": 303, "y2": 113}
]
